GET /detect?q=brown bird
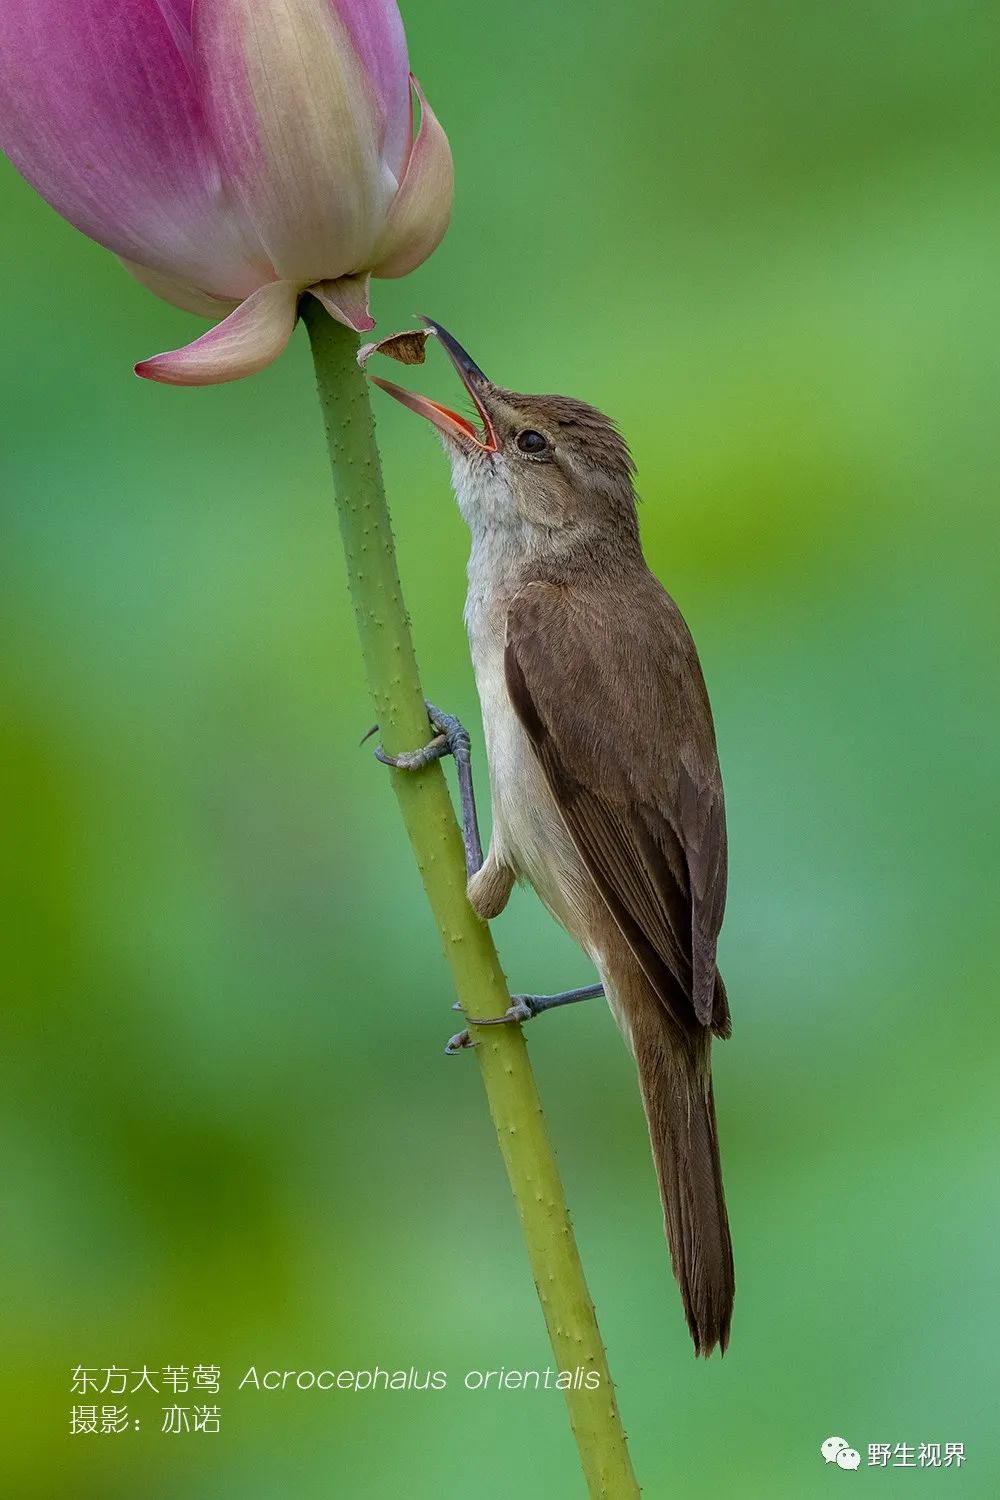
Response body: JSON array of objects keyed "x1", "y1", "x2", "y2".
[{"x1": 373, "y1": 320, "x2": 735, "y2": 1356}]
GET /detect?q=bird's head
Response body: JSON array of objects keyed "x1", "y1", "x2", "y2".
[{"x1": 371, "y1": 319, "x2": 639, "y2": 557}]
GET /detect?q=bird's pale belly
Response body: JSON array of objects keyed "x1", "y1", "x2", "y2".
[
  {"x1": 468, "y1": 624, "x2": 585, "y2": 929},
  {"x1": 485, "y1": 695, "x2": 591, "y2": 930}
]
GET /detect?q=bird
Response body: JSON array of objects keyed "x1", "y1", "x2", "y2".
[{"x1": 371, "y1": 319, "x2": 735, "y2": 1356}]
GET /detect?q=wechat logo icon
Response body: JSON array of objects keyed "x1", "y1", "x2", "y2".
[{"x1": 822, "y1": 1436, "x2": 861, "y2": 1471}]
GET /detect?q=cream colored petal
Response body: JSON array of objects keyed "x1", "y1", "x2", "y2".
[
  {"x1": 308, "y1": 273, "x2": 374, "y2": 332},
  {"x1": 194, "y1": 0, "x2": 389, "y2": 285},
  {"x1": 371, "y1": 77, "x2": 453, "y2": 281},
  {"x1": 134, "y1": 279, "x2": 299, "y2": 386}
]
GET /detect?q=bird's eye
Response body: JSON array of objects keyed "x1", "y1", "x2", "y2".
[{"x1": 515, "y1": 429, "x2": 549, "y2": 455}]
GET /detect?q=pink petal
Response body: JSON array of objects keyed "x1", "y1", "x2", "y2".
[
  {"x1": 153, "y1": 0, "x2": 194, "y2": 57},
  {"x1": 135, "y1": 279, "x2": 299, "y2": 385},
  {"x1": 308, "y1": 274, "x2": 375, "y2": 332},
  {"x1": 372, "y1": 78, "x2": 453, "y2": 281},
  {"x1": 331, "y1": 0, "x2": 411, "y2": 182},
  {"x1": 194, "y1": 0, "x2": 389, "y2": 287},
  {"x1": 0, "y1": 0, "x2": 270, "y2": 299}
]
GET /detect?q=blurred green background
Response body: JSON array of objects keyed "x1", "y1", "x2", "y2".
[{"x1": 3, "y1": 2, "x2": 998, "y2": 1496}]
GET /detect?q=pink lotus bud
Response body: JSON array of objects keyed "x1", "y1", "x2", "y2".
[{"x1": 0, "y1": 1, "x2": 453, "y2": 385}]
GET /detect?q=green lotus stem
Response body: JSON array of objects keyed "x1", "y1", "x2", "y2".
[{"x1": 303, "y1": 300, "x2": 640, "y2": 1499}]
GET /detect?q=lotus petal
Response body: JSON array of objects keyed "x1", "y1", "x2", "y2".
[{"x1": 134, "y1": 278, "x2": 299, "y2": 385}]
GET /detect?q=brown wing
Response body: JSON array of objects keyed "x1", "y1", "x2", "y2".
[{"x1": 504, "y1": 576, "x2": 730, "y2": 1036}]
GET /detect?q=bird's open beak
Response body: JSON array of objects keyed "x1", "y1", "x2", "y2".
[{"x1": 369, "y1": 317, "x2": 498, "y2": 453}]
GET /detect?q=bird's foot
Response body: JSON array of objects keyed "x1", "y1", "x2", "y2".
[
  {"x1": 445, "y1": 983, "x2": 604, "y2": 1054},
  {"x1": 362, "y1": 700, "x2": 469, "y2": 772},
  {"x1": 364, "y1": 701, "x2": 483, "y2": 877}
]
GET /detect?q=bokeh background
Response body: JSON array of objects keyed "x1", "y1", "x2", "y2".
[{"x1": 3, "y1": 2, "x2": 999, "y2": 1496}]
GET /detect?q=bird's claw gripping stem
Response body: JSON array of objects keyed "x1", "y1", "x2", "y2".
[
  {"x1": 367, "y1": 701, "x2": 468, "y2": 770},
  {"x1": 445, "y1": 984, "x2": 604, "y2": 1054},
  {"x1": 365, "y1": 700, "x2": 483, "y2": 876}
]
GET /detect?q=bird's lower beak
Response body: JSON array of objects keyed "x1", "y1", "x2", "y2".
[{"x1": 369, "y1": 317, "x2": 498, "y2": 453}]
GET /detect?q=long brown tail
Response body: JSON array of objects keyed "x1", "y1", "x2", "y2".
[{"x1": 631, "y1": 990, "x2": 734, "y2": 1356}]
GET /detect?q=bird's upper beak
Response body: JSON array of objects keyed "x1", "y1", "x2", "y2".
[{"x1": 369, "y1": 317, "x2": 498, "y2": 453}]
